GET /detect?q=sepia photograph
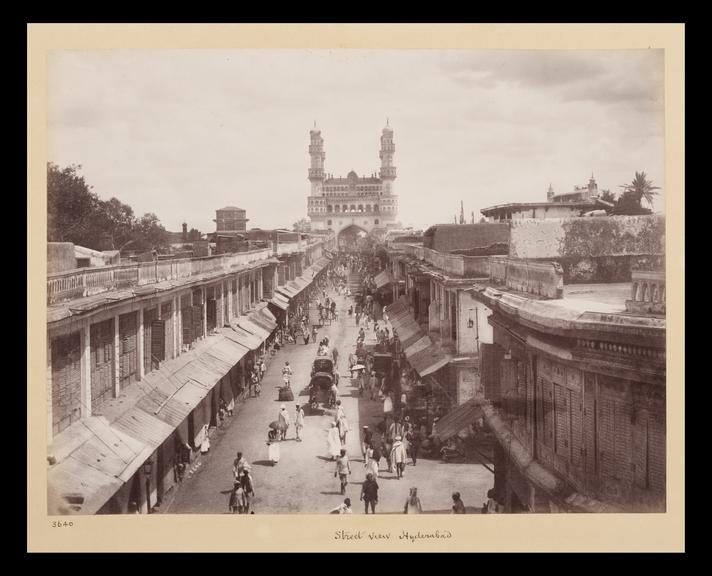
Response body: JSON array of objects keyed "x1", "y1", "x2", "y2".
[{"x1": 29, "y1": 23, "x2": 684, "y2": 552}]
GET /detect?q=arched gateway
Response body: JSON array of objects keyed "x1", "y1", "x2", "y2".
[{"x1": 306, "y1": 122, "x2": 400, "y2": 234}]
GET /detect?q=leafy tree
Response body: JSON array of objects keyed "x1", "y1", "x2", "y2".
[
  {"x1": 187, "y1": 228, "x2": 203, "y2": 242},
  {"x1": 614, "y1": 172, "x2": 659, "y2": 215},
  {"x1": 47, "y1": 163, "x2": 102, "y2": 244},
  {"x1": 292, "y1": 217, "x2": 311, "y2": 232},
  {"x1": 598, "y1": 189, "x2": 617, "y2": 214},
  {"x1": 98, "y1": 197, "x2": 136, "y2": 251},
  {"x1": 132, "y1": 213, "x2": 168, "y2": 252}
]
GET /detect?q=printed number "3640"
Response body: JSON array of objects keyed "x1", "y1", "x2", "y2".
[{"x1": 51, "y1": 521, "x2": 74, "y2": 528}]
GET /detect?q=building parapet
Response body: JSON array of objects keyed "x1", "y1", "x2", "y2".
[
  {"x1": 626, "y1": 269, "x2": 665, "y2": 314},
  {"x1": 47, "y1": 248, "x2": 274, "y2": 305},
  {"x1": 490, "y1": 257, "x2": 564, "y2": 299},
  {"x1": 403, "y1": 244, "x2": 490, "y2": 278}
]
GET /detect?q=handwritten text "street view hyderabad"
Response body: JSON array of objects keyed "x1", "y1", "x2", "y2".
[{"x1": 333, "y1": 530, "x2": 453, "y2": 542}]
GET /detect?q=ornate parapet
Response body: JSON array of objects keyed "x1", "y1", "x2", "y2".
[{"x1": 626, "y1": 269, "x2": 665, "y2": 314}]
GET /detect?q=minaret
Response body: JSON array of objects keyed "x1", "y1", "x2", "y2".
[
  {"x1": 459, "y1": 200, "x2": 465, "y2": 224},
  {"x1": 379, "y1": 120, "x2": 396, "y2": 193},
  {"x1": 547, "y1": 183, "x2": 555, "y2": 202},
  {"x1": 587, "y1": 173, "x2": 598, "y2": 199},
  {"x1": 308, "y1": 123, "x2": 325, "y2": 196}
]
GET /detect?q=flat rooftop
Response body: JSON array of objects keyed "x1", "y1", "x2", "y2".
[{"x1": 555, "y1": 283, "x2": 631, "y2": 315}]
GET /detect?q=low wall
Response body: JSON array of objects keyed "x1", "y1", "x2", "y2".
[
  {"x1": 491, "y1": 257, "x2": 564, "y2": 299},
  {"x1": 509, "y1": 215, "x2": 665, "y2": 259},
  {"x1": 47, "y1": 243, "x2": 76, "y2": 274},
  {"x1": 509, "y1": 215, "x2": 665, "y2": 284}
]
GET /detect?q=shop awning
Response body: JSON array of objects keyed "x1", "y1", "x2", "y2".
[
  {"x1": 404, "y1": 334, "x2": 431, "y2": 357},
  {"x1": 249, "y1": 306, "x2": 278, "y2": 333},
  {"x1": 407, "y1": 345, "x2": 451, "y2": 377},
  {"x1": 226, "y1": 322, "x2": 263, "y2": 350},
  {"x1": 269, "y1": 293, "x2": 290, "y2": 311},
  {"x1": 47, "y1": 334, "x2": 249, "y2": 515},
  {"x1": 434, "y1": 398, "x2": 484, "y2": 442},
  {"x1": 374, "y1": 269, "x2": 394, "y2": 289},
  {"x1": 386, "y1": 298, "x2": 422, "y2": 347},
  {"x1": 235, "y1": 316, "x2": 272, "y2": 341},
  {"x1": 276, "y1": 284, "x2": 297, "y2": 299}
]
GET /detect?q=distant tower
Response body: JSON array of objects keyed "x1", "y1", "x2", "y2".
[
  {"x1": 587, "y1": 173, "x2": 598, "y2": 199},
  {"x1": 379, "y1": 120, "x2": 396, "y2": 194},
  {"x1": 459, "y1": 200, "x2": 465, "y2": 224},
  {"x1": 182, "y1": 222, "x2": 188, "y2": 242},
  {"x1": 471, "y1": 211, "x2": 475, "y2": 224},
  {"x1": 547, "y1": 183, "x2": 555, "y2": 202},
  {"x1": 308, "y1": 123, "x2": 325, "y2": 196}
]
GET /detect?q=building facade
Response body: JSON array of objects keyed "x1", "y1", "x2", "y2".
[
  {"x1": 46, "y1": 234, "x2": 335, "y2": 515},
  {"x1": 481, "y1": 176, "x2": 612, "y2": 222},
  {"x1": 307, "y1": 122, "x2": 399, "y2": 238}
]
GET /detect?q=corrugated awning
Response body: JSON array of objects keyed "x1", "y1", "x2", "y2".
[
  {"x1": 236, "y1": 316, "x2": 271, "y2": 341},
  {"x1": 249, "y1": 307, "x2": 278, "y2": 333},
  {"x1": 386, "y1": 298, "x2": 422, "y2": 346},
  {"x1": 226, "y1": 323, "x2": 263, "y2": 350},
  {"x1": 435, "y1": 398, "x2": 484, "y2": 442},
  {"x1": 374, "y1": 269, "x2": 394, "y2": 289},
  {"x1": 47, "y1": 334, "x2": 249, "y2": 515},
  {"x1": 269, "y1": 293, "x2": 289, "y2": 311},
  {"x1": 276, "y1": 284, "x2": 297, "y2": 299},
  {"x1": 407, "y1": 345, "x2": 451, "y2": 377}
]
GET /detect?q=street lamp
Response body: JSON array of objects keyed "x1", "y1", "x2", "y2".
[{"x1": 143, "y1": 459, "x2": 153, "y2": 514}]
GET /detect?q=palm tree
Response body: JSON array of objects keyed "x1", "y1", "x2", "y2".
[{"x1": 619, "y1": 171, "x2": 660, "y2": 208}]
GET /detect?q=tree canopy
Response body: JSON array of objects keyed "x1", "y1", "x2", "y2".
[
  {"x1": 47, "y1": 162, "x2": 169, "y2": 252},
  {"x1": 614, "y1": 172, "x2": 659, "y2": 215}
]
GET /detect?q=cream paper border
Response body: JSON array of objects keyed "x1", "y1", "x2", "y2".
[{"x1": 27, "y1": 23, "x2": 684, "y2": 553}]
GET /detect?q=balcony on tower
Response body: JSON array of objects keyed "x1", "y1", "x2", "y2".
[
  {"x1": 379, "y1": 166, "x2": 397, "y2": 179},
  {"x1": 308, "y1": 168, "x2": 325, "y2": 179},
  {"x1": 308, "y1": 144, "x2": 323, "y2": 153},
  {"x1": 380, "y1": 143, "x2": 395, "y2": 153}
]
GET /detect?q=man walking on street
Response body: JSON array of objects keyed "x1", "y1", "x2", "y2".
[
  {"x1": 278, "y1": 404, "x2": 291, "y2": 440},
  {"x1": 334, "y1": 449, "x2": 351, "y2": 495},
  {"x1": 295, "y1": 404, "x2": 305, "y2": 442},
  {"x1": 360, "y1": 473, "x2": 379, "y2": 514},
  {"x1": 390, "y1": 436, "x2": 407, "y2": 479},
  {"x1": 361, "y1": 426, "x2": 373, "y2": 460}
]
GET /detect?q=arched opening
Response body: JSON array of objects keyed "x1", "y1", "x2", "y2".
[
  {"x1": 358, "y1": 204, "x2": 364, "y2": 212},
  {"x1": 327, "y1": 205, "x2": 333, "y2": 213},
  {"x1": 337, "y1": 224, "x2": 369, "y2": 251}
]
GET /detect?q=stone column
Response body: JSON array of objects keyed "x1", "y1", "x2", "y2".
[
  {"x1": 113, "y1": 315, "x2": 121, "y2": 397},
  {"x1": 81, "y1": 320, "x2": 91, "y2": 418},
  {"x1": 172, "y1": 295, "x2": 179, "y2": 358},
  {"x1": 138, "y1": 306, "x2": 145, "y2": 380},
  {"x1": 202, "y1": 287, "x2": 207, "y2": 339},
  {"x1": 47, "y1": 334, "x2": 53, "y2": 444}
]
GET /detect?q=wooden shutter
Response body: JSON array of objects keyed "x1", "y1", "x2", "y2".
[
  {"x1": 182, "y1": 306, "x2": 193, "y2": 346},
  {"x1": 632, "y1": 408, "x2": 649, "y2": 489},
  {"x1": 206, "y1": 299, "x2": 217, "y2": 331},
  {"x1": 193, "y1": 305, "x2": 203, "y2": 340},
  {"x1": 151, "y1": 319, "x2": 166, "y2": 365},
  {"x1": 583, "y1": 372, "x2": 597, "y2": 474}
]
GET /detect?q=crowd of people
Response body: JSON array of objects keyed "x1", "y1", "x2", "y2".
[{"x1": 210, "y1": 250, "x2": 495, "y2": 515}]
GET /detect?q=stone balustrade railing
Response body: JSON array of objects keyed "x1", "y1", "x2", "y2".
[
  {"x1": 625, "y1": 269, "x2": 665, "y2": 314},
  {"x1": 47, "y1": 248, "x2": 273, "y2": 305}
]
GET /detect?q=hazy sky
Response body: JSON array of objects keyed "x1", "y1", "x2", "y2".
[{"x1": 48, "y1": 49, "x2": 665, "y2": 233}]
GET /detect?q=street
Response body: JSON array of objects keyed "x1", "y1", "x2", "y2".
[{"x1": 166, "y1": 289, "x2": 492, "y2": 514}]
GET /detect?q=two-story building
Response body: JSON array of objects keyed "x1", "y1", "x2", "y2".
[{"x1": 46, "y1": 233, "x2": 335, "y2": 515}]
